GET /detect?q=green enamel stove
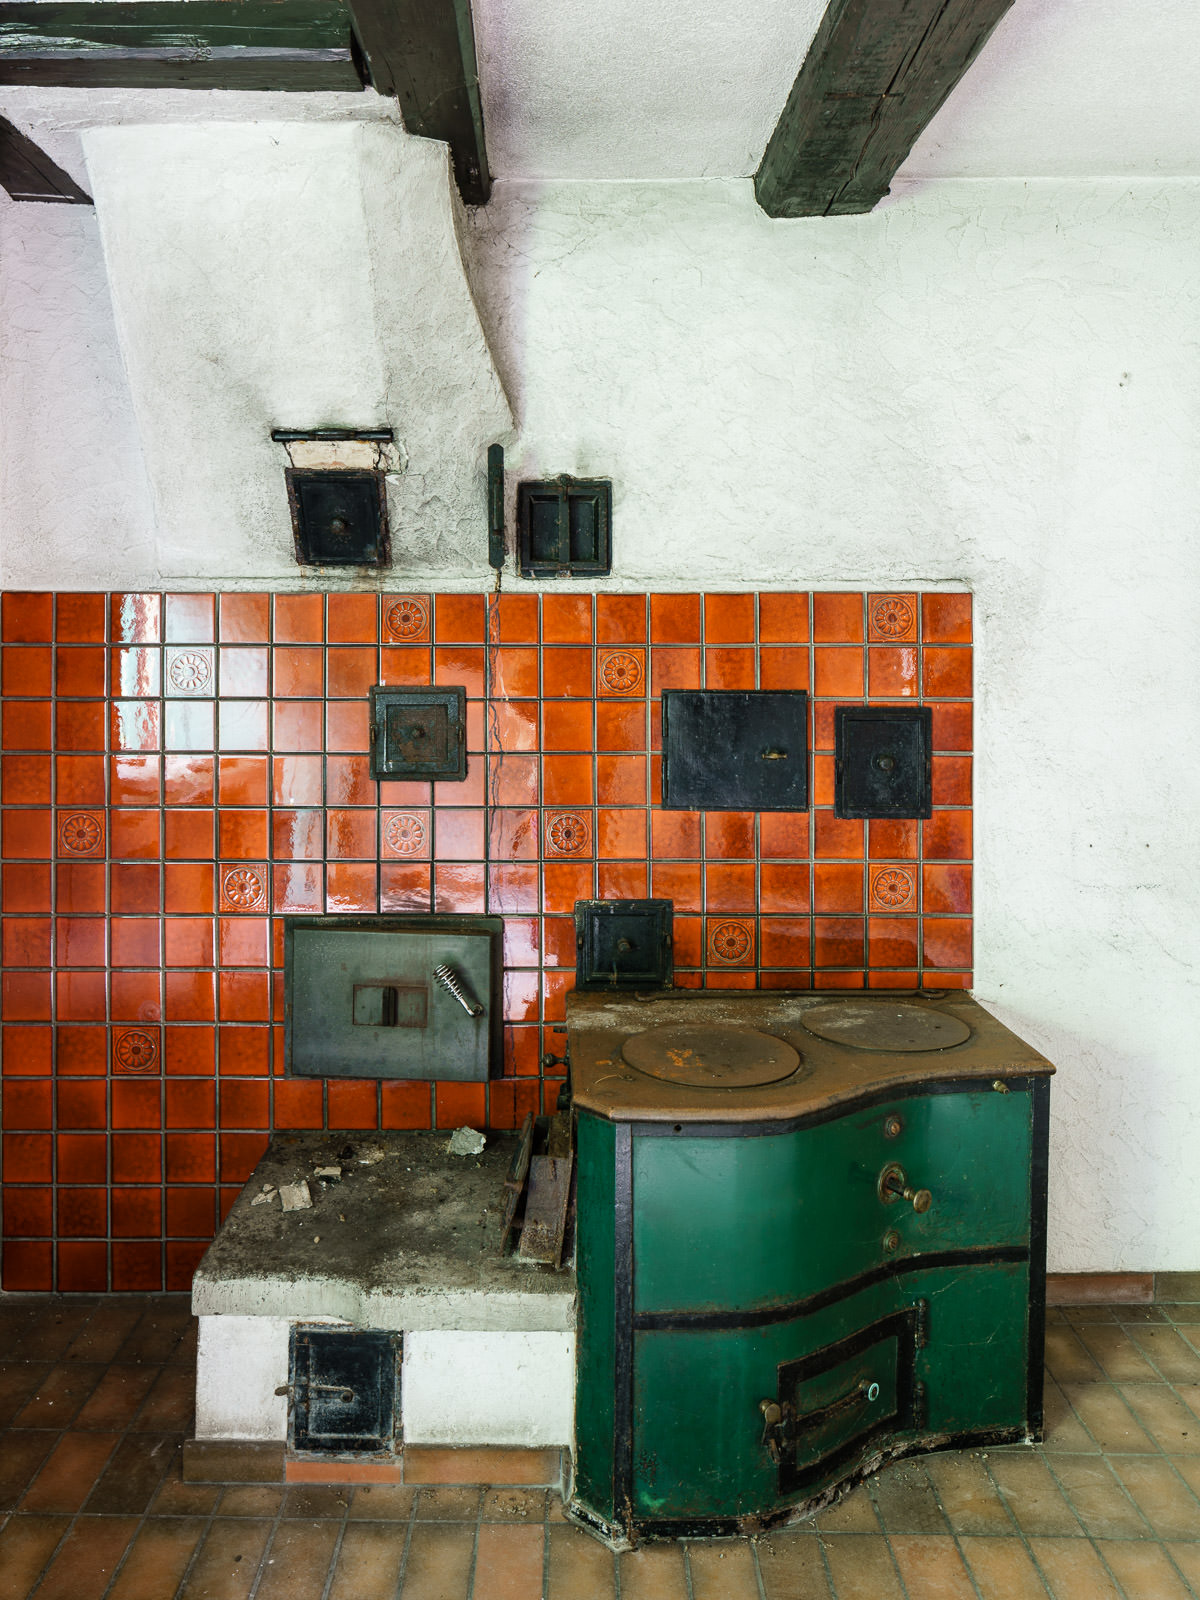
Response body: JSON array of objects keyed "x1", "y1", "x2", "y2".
[{"x1": 567, "y1": 990, "x2": 1054, "y2": 1543}]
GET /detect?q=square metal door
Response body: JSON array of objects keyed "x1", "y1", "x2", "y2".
[{"x1": 288, "y1": 1326, "x2": 400, "y2": 1455}]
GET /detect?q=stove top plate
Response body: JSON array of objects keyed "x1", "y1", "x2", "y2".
[
  {"x1": 801, "y1": 1002, "x2": 971, "y2": 1052},
  {"x1": 621, "y1": 1023, "x2": 801, "y2": 1087}
]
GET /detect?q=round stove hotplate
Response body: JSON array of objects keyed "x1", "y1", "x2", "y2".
[
  {"x1": 621, "y1": 1024, "x2": 801, "y2": 1087},
  {"x1": 801, "y1": 1002, "x2": 970, "y2": 1052}
]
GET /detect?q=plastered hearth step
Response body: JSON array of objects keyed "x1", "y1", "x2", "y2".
[{"x1": 190, "y1": 1131, "x2": 576, "y2": 1460}]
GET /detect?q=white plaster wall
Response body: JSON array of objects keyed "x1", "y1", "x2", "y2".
[
  {"x1": 3, "y1": 172, "x2": 1199, "y2": 1270},
  {"x1": 195, "y1": 1315, "x2": 290, "y2": 1440},
  {"x1": 402, "y1": 1331, "x2": 573, "y2": 1446}
]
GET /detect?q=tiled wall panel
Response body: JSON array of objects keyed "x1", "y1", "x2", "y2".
[{"x1": 1, "y1": 589, "x2": 972, "y2": 1290}]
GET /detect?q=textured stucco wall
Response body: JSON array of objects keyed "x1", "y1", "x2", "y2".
[{"x1": 3, "y1": 172, "x2": 1198, "y2": 1270}]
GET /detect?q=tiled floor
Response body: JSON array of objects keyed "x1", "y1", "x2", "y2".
[{"x1": 1, "y1": 1297, "x2": 1199, "y2": 1598}]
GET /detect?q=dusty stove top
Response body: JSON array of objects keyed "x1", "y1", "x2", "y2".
[{"x1": 567, "y1": 990, "x2": 1053, "y2": 1123}]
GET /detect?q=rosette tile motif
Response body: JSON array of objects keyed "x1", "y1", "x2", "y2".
[
  {"x1": 384, "y1": 596, "x2": 431, "y2": 643},
  {"x1": 59, "y1": 811, "x2": 104, "y2": 856},
  {"x1": 868, "y1": 594, "x2": 917, "y2": 643},
  {"x1": 545, "y1": 811, "x2": 592, "y2": 856},
  {"x1": 113, "y1": 1028, "x2": 159, "y2": 1074},
  {"x1": 708, "y1": 918, "x2": 754, "y2": 966},
  {"x1": 870, "y1": 866, "x2": 916, "y2": 911},
  {"x1": 166, "y1": 647, "x2": 214, "y2": 695},
  {"x1": 598, "y1": 648, "x2": 645, "y2": 696},
  {"x1": 382, "y1": 811, "x2": 429, "y2": 857},
  {"x1": 220, "y1": 864, "x2": 268, "y2": 912}
]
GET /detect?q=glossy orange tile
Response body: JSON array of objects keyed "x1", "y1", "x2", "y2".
[
  {"x1": 110, "y1": 699, "x2": 160, "y2": 753},
  {"x1": 868, "y1": 916, "x2": 919, "y2": 967},
  {"x1": 1, "y1": 915, "x2": 50, "y2": 967},
  {"x1": 814, "y1": 917, "x2": 866, "y2": 968},
  {"x1": 541, "y1": 593, "x2": 592, "y2": 643},
  {"x1": 705, "y1": 863, "x2": 756, "y2": 913},
  {"x1": 703, "y1": 812, "x2": 755, "y2": 860},
  {"x1": 164, "y1": 863, "x2": 214, "y2": 914},
  {"x1": 868, "y1": 819, "x2": 918, "y2": 860},
  {"x1": 592, "y1": 594, "x2": 643, "y2": 644},
  {"x1": 812, "y1": 592, "x2": 863, "y2": 643},
  {"x1": 273, "y1": 593, "x2": 323, "y2": 644},
  {"x1": 54, "y1": 918, "x2": 106, "y2": 969},
  {"x1": 110, "y1": 863, "x2": 161, "y2": 914},
  {"x1": 650, "y1": 861, "x2": 701, "y2": 912},
  {"x1": 649, "y1": 593, "x2": 700, "y2": 643},
  {"x1": 273, "y1": 860, "x2": 325, "y2": 913},
  {"x1": 811, "y1": 753, "x2": 835, "y2": 807},
  {"x1": 219, "y1": 592, "x2": 270, "y2": 643},
  {"x1": 596, "y1": 808, "x2": 646, "y2": 860},
  {"x1": 923, "y1": 810, "x2": 972, "y2": 860},
  {"x1": 814, "y1": 813, "x2": 864, "y2": 859},
  {"x1": 163, "y1": 700, "x2": 214, "y2": 752},
  {"x1": 433, "y1": 645, "x2": 486, "y2": 698},
  {"x1": 869, "y1": 864, "x2": 917, "y2": 912},
  {"x1": 593, "y1": 701, "x2": 643, "y2": 753},
  {"x1": 814, "y1": 862, "x2": 864, "y2": 914},
  {"x1": 109, "y1": 809, "x2": 160, "y2": 860},
  {"x1": 164, "y1": 918, "x2": 214, "y2": 969},
  {"x1": 3, "y1": 808, "x2": 52, "y2": 858},
  {"x1": 930, "y1": 702, "x2": 972, "y2": 751},
  {"x1": 2, "y1": 698, "x2": 51, "y2": 749},
  {"x1": 540, "y1": 699, "x2": 591, "y2": 751},
  {"x1": 326, "y1": 808, "x2": 377, "y2": 860},
  {"x1": 922, "y1": 592, "x2": 972, "y2": 643},
  {"x1": 868, "y1": 646, "x2": 918, "y2": 697},
  {"x1": 2, "y1": 645, "x2": 53, "y2": 697},
  {"x1": 813, "y1": 647, "x2": 864, "y2": 698},
  {"x1": 164, "y1": 969, "x2": 216, "y2": 1022},
  {"x1": 486, "y1": 863, "x2": 538, "y2": 914},
  {"x1": 931, "y1": 754, "x2": 972, "y2": 806},
  {"x1": 704, "y1": 647, "x2": 755, "y2": 689},
  {"x1": 435, "y1": 1081, "x2": 485, "y2": 1129},
  {"x1": 868, "y1": 593, "x2": 918, "y2": 643},
  {"x1": 327, "y1": 1079, "x2": 378, "y2": 1129},
  {"x1": 110, "y1": 918, "x2": 161, "y2": 968},
  {"x1": 110, "y1": 971, "x2": 162, "y2": 1023},
  {"x1": 536, "y1": 647, "x2": 590, "y2": 700},
  {"x1": 432, "y1": 808, "x2": 485, "y2": 861},
  {"x1": 381, "y1": 594, "x2": 431, "y2": 645},
  {"x1": 755, "y1": 862, "x2": 809, "y2": 915},
  {"x1": 164, "y1": 592, "x2": 215, "y2": 643},
  {"x1": 598, "y1": 861, "x2": 649, "y2": 899},
  {"x1": 540, "y1": 754, "x2": 593, "y2": 808},
  {"x1": 490, "y1": 593, "x2": 539, "y2": 643},
  {"x1": 53, "y1": 756, "x2": 102, "y2": 808},
  {"x1": 55, "y1": 593, "x2": 107, "y2": 643},
  {"x1": 111, "y1": 646, "x2": 160, "y2": 698},
  {"x1": 594, "y1": 755, "x2": 644, "y2": 807},
  {"x1": 757, "y1": 918, "x2": 809, "y2": 968},
  {"x1": 756, "y1": 813, "x2": 807, "y2": 859},
  {"x1": 755, "y1": 592, "x2": 807, "y2": 644},
  {"x1": 923, "y1": 917, "x2": 973, "y2": 969},
  {"x1": 3, "y1": 970, "x2": 53, "y2": 1021},
  {"x1": 55, "y1": 862, "x2": 105, "y2": 914},
  {"x1": 160, "y1": 754, "x2": 206, "y2": 805},
  {"x1": 325, "y1": 700, "x2": 369, "y2": 752},
  {"x1": 324, "y1": 647, "x2": 376, "y2": 699},
  {"x1": 326, "y1": 593, "x2": 378, "y2": 644},
  {"x1": 269, "y1": 754, "x2": 321, "y2": 808},
  {"x1": 490, "y1": 753, "x2": 539, "y2": 806},
  {"x1": 435, "y1": 593, "x2": 485, "y2": 643},
  {"x1": 924, "y1": 647, "x2": 973, "y2": 698},
  {"x1": 55, "y1": 1133, "x2": 106, "y2": 1183},
  {"x1": 759, "y1": 648, "x2": 808, "y2": 691},
  {"x1": 2, "y1": 755, "x2": 48, "y2": 808},
  {"x1": 1, "y1": 1082, "x2": 52, "y2": 1133},
  {"x1": 542, "y1": 861, "x2": 593, "y2": 914},
  {"x1": 923, "y1": 863, "x2": 972, "y2": 914},
  {"x1": 274, "y1": 1078, "x2": 324, "y2": 1129},
  {"x1": 54, "y1": 647, "x2": 107, "y2": 700},
  {"x1": 110, "y1": 593, "x2": 161, "y2": 644},
  {"x1": 165, "y1": 810, "x2": 214, "y2": 860},
  {"x1": 649, "y1": 648, "x2": 699, "y2": 694},
  {"x1": 491, "y1": 646, "x2": 539, "y2": 699},
  {"x1": 323, "y1": 862, "x2": 377, "y2": 912},
  {"x1": 706, "y1": 917, "x2": 755, "y2": 967}
]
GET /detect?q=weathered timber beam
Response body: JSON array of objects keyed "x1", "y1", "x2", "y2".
[
  {"x1": 755, "y1": 0, "x2": 1016, "y2": 218},
  {"x1": 0, "y1": 114, "x2": 90, "y2": 200},
  {"x1": 0, "y1": 2, "x2": 365, "y2": 92},
  {"x1": 345, "y1": 0, "x2": 490, "y2": 205}
]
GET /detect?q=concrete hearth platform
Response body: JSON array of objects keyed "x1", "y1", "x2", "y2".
[{"x1": 191, "y1": 1132, "x2": 576, "y2": 1448}]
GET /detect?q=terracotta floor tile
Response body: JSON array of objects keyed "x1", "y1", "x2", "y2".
[
  {"x1": 12, "y1": 1362, "x2": 105, "y2": 1427},
  {"x1": 327, "y1": 1520, "x2": 408, "y2": 1600},
  {"x1": 686, "y1": 1539, "x2": 760, "y2": 1600},
  {"x1": 177, "y1": 1517, "x2": 273, "y2": 1600},
  {"x1": 1027, "y1": 1535, "x2": 1123, "y2": 1599},
  {"x1": 30, "y1": 1513, "x2": 140, "y2": 1600},
  {"x1": 0, "y1": 1513, "x2": 71, "y2": 1600},
  {"x1": 870, "y1": 1458, "x2": 949, "y2": 1532},
  {"x1": 85, "y1": 1430, "x2": 181, "y2": 1514},
  {"x1": 0, "y1": 1431, "x2": 58, "y2": 1512},
  {"x1": 1076, "y1": 1325, "x2": 1161, "y2": 1382},
  {"x1": 889, "y1": 1534, "x2": 979, "y2": 1599},
  {"x1": 1042, "y1": 1378, "x2": 1101, "y2": 1453},
  {"x1": 1044, "y1": 1453, "x2": 1150, "y2": 1539},
  {"x1": 10, "y1": 1303, "x2": 99, "y2": 1363},
  {"x1": 618, "y1": 1541, "x2": 692, "y2": 1600},
  {"x1": 218, "y1": 1485, "x2": 285, "y2": 1518},
  {"x1": 151, "y1": 1479, "x2": 221, "y2": 1516},
  {"x1": 1097, "y1": 1540, "x2": 1197, "y2": 1600},
  {"x1": 1130, "y1": 1328, "x2": 1200, "y2": 1384},
  {"x1": 22, "y1": 1429, "x2": 120, "y2": 1512},
  {"x1": 819, "y1": 1533, "x2": 906, "y2": 1599},
  {"x1": 398, "y1": 1522, "x2": 476, "y2": 1600},
  {"x1": 1166, "y1": 1543, "x2": 1200, "y2": 1589},
  {"x1": 114, "y1": 1298, "x2": 195, "y2": 1365},
  {"x1": 1172, "y1": 1452, "x2": 1200, "y2": 1501},
  {"x1": 959, "y1": 1535, "x2": 1052, "y2": 1599},
  {"x1": 132, "y1": 1365, "x2": 196, "y2": 1431},
  {"x1": 1061, "y1": 1383, "x2": 1158, "y2": 1452},
  {"x1": 812, "y1": 1481, "x2": 881, "y2": 1531},
  {"x1": 0, "y1": 1365, "x2": 52, "y2": 1428},
  {"x1": 987, "y1": 1453, "x2": 1080, "y2": 1537},
  {"x1": 107, "y1": 1514, "x2": 208, "y2": 1600},
  {"x1": 74, "y1": 1366, "x2": 159, "y2": 1430},
  {"x1": 1044, "y1": 1326, "x2": 1104, "y2": 1384},
  {"x1": 754, "y1": 1531, "x2": 831, "y2": 1600},
  {"x1": 924, "y1": 1453, "x2": 1016, "y2": 1534},
  {"x1": 475, "y1": 1521, "x2": 546, "y2": 1599},
  {"x1": 481, "y1": 1487, "x2": 547, "y2": 1521},
  {"x1": 63, "y1": 1302, "x2": 146, "y2": 1364},
  {"x1": 255, "y1": 1518, "x2": 341, "y2": 1600},
  {"x1": 1109, "y1": 1456, "x2": 1200, "y2": 1539},
  {"x1": 281, "y1": 1484, "x2": 353, "y2": 1519},
  {"x1": 349, "y1": 1484, "x2": 417, "y2": 1520},
  {"x1": 413, "y1": 1486, "x2": 483, "y2": 1520},
  {"x1": 1121, "y1": 1384, "x2": 1200, "y2": 1453}
]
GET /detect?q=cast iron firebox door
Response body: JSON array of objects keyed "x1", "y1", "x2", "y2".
[{"x1": 287, "y1": 1327, "x2": 401, "y2": 1455}]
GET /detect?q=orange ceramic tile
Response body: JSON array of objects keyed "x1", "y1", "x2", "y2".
[
  {"x1": 4, "y1": 1187, "x2": 51, "y2": 1233},
  {"x1": 2, "y1": 1080, "x2": 52, "y2": 1131},
  {"x1": 164, "y1": 918, "x2": 213, "y2": 969},
  {"x1": 219, "y1": 1132, "x2": 269, "y2": 1182},
  {"x1": 486, "y1": 863, "x2": 538, "y2": 914},
  {"x1": 542, "y1": 860, "x2": 593, "y2": 914},
  {"x1": 814, "y1": 917, "x2": 866, "y2": 968},
  {"x1": 541, "y1": 700, "x2": 593, "y2": 751},
  {"x1": 923, "y1": 810, "x2": 972, "y2": 860},
  {"x1": 651, "y1": 861, "x2": 702, "y2": 913},
  {"x1": 55, "y1": 862, "x2": 105, "y2": 914},
  {"x1": 55, "y1": 646, "x2": 107, "y2": 698},
  {"x1": 435, "y1": 1080, "x2": 486, "y2": 1128},
  {"x1": 325, "y1": 808, "x2": 377, "y2": 860},
  {"x1": 705, "y1": 647, "x2": 755, "y2": 689},
  {"x1": 326, "y1": 1079, "x2": 379, "y2": 1130},
  {"x1": 932, "y1": 754, "x2": 972, "y2": 805},
  {"x1": 112, "y1": 1239, "x2": 161, "y2": 1288},
  {"x1": 503, "y1": 915, "x2": 540, "y2": 967},
  {"x1": 649, "y1": 593, "x2": 700, "y2": 643},
  {"x1": 164, "y1": 593, "x2": 215, "y2": 643},
  {"x1": 533, "y1": 916, "x2": 570, "y2": 969},
  {"x1": 541, "y1": 593, "x2": 592, "y2": 643},
  {"x1": 3, "y1": 970, "x2": 53, "y2": 1021},
  {"x1": 325, "y1": 647, "x2": 376, "y2": 699},
  {"x1": 160, "y1": 754, "x2": 207, "y2": 805},
  {"x1": 924, "y1": 918, "x2": 973, "y2": 969},
  {"x1": 2, "y1": 1131, "x2": 53, "y2": 1181},
  {"x1": 924, "y1": 647, "x2": 973, "y2": 698},
  {"x1": 217, "y1": 1079, "x2": 269, "y2": 1128},
  {"x1": 379, "y1": 645, "x2": 433, "y2": 688},
  {"x1": 110, "y1": 699, "x2": 160, "y2": 752},
  {"x1": 110, "y1": 863, "x2": 161, "y2": 913},
  {"x1": 380, "y1": 1080, "x2": 433, "y2": 1130},
  {"x1": 272, "y1": 593, "x2": 322, "y2": 644},
  {"x1": 1, "y1": 646, "x2": 51, "y2": 697},
  {"x1": 868, "y1": 819, "x2": 918, "y2": 860},
  {"x1": 593, "y1": 594, "x2": 644, "y2": 644},
  {"x1": 4, "y1": 753, "x2": 51, "y2": 804},
  {"x1": 434, "y1": 646, "x2": 486, "y2": 697},
  {"x1": 56, "y1": 1133, "x2": 106, "y2": 1183},
  {"x1": 217, "y1": 863, "x2": 269, "y2": 914},
  {"x1": 704, "y1": 812, "x2": 755, "y2": 860},
  {"x1": 922, "y1": 593, "x2": 972, "y2": 643},
  {"x1": 435, "y1": 594, "x2": 486, "y2": 643},
  {"x1": 317, "y1": 754, "x2": 367, "y2": 805},
  {"x1": 110, "y1": 917, "x2": 161, "y2": 968},
  {"x1": 111, "y1": 1131, "x2": 161, "y2": 1182},
  {"x1": 218, "y1": 917, "x2": 269, "y2": 970},
  {"x1": 58, "y1": 1241, "x2": 109, "y2": 1288},
  {"x1": 54, "y1": 918, "x2": 106, "y2": 969},
  {"x1": 869, "y1": 917, "x2": 919, "y2": 967},
  {"x1": 597, "y1": 809, "x2": 647, "y2": 860},
  {"x1": 705, "y1": 862, "x2": 756, "y2": 913},
  {"x1": 219, "y1": 592, "x2": 271, "y2": 643},
  {"x1": 435, "y1": 759, "x2": 485, "y2": 807},
  {"x1": 489, "y1": 593, "x2": 538, "y2": 644},
  {"x1": 595, "y1": 701, "x2": 645, "y2": 752},
  {"x1": 218, "y1": 647, "x2": 269, "y2": 698},
  {"x1": 273, "y1": 860, "x2": 325, "y2": 912},
  {"x1": 751, "y1": 862, "x2": 807, "y2": 914},
  {"x1": 379, "y1": 594, "x2": 431, "y2": 646},
  {"x1": 923, "y1": 863, "x2": 972, "y2": 914},
  {"x1": 868, "y1": 646, "x2": 919, "y2": 697},
  {"x1": 929, "y1": 702, "x2": 973, "y2": 752},
  {"x1": 326, "y1": 593, "x2": 378, "y2": 643},
  {"x1": 815, "y1": 812, "x2": 864, "y2": 858},
  {"x1": 706, "y1": 917, "x2": 755, "y2": 966},
  {"x1": 110, "y1": 593, "x2": 161, "y2": 644},
  {"x1": 433, "y1": 862, "x2": 486, "y2": 913},
  {"x1": 490, "y1": 753, "x2": 539, "y2": 806},
  {"x1": 2, "y1": 1240, "x2": 52, "y2": 1288},
  {"x1": 649, "y1": 648, "x2": 699, "y2": 694},
  {"x1": 109, "y1": 809, "x2": 160, "y2": 860},
  {"x1": 162, "y1": 1185, "x2": 210, "y2": 1234},
  {"x1": 5, "y1": 1022, "x2": 53, "y2": 1073},
  {"x1": 810, "y1": 701, "x2": 836, "y2": 750},
  {"x1": 112, "y1": 1078, "x2": 162, "y2": 1127},
  {"x1": 536, "y1": 647, "x2": 590, "y2": 700},
  {"x1": 165, "y1": 810, "x2": 215, "y2": 860},
  {"x1": 596, "y1": 754, "x2": 646, "y2": 806},
  {"x1": 869, "y1": 864, "x2": 918, "y2": 912},
  {"x1": 491, "y1": 646, "x2": 539, "y2": 698},
  {"x1": 541, "y1": 755, "x2": 594, "y2": 807},
  {"x1": 215, "y1": 1026, "x2": 270, "y2": 1080},
  {"x1": 111, "y1": 646, "x2": 160, "y2": 698},
  {"x1": 759, "y1": 648, "x2": 809, "y2": 691},
  {"x1": 544, "y1": 810, "x2": 593, "y2": 858},
  {"x1": 56, "y1": 593, "x2": 107, "y2": 643},
  {"x1": 272, "y1": 646, "x2": 324, "y2": 699},
  {"x1": 598, "y1": 861, "x2": 649, "y2": 899},
  {"x1": 701, "y1": 593, "x2": 753, "y2": 643},
  {"x1": 3, "y1": 809, "x2": 52, "y2": 858},
  {"x1": 163, "y1": 701, "x2": 214, "y2": 752},
  {"x1": 381, "y1": 808, "x2": 431, "y2": 859},
  {"x1": 542, "y1": 969, "x2": 575, "y2": 1021},
  {"x1": 164, "y1": 863, "x2": 214, "y2": 914},
  {"x1": 273, "y1": 1077, "x2": 323, "y2": 1129},
  {"x1": 54, "y1": 756, "x2": 103, "y2": 808},
  {"x1": 758, "y1": 812, "x2": 808, "y2": 859},
  {"x1": 814, "y1": 862, "x2": 865, "y2": 913},
  {"x1": 486, "y1": 808, "x2": 536, "y2": 865},
  {"x1": 867, "y1": 593, "x2": 918, "y2": 643},
  {"x1": 326, "y1": 700, "x2": 370, "y2": 752},
  {"x1": 2, "y1": 698, "x2": 52, "y2": 749},
  {"x1": 218, "y1": 749, "x2": 274, "y2": 806},
  {"x1": 487, "y1": 698, "x2": 538, "y2": 753},
  {"x1": 651, "y1": 808, "x2": 700, "y2": 859},
  {"x1": 812, "y1": 592, "x2": 864, "y2": 643},
  {"x1": 164, "y1": 969, "x2": 216, "y2": 1021},
  {"x1": 433, "y1": 808, "x2": 486, "y2": 861},
  {"x1": 111, "y1": 969, "x2": 162, "y2": 1022},
  {"x1": 756, "y1": 592, "x2": 808, "y2": 644},
  {"x1": 757, "y1": 918, "x2": 810, "y2": 968},
  {"x1": 813, "y1": 647, "x2": 864, "y2": 697},
  {"x1": 811, "y1": 752, "x2": 835, "y2": 806},
  {"x1": 219, "y1": 971, "x2": 270, "y2": 1022}
]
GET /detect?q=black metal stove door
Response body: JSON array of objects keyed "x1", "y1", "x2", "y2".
[{"x1": 288, "y1": 1327, "x2": 400, "y2": 1454}]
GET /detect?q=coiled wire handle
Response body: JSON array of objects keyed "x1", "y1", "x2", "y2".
[{"x1": 433, "y1": 963, "x2": 484, "y2": 1017}]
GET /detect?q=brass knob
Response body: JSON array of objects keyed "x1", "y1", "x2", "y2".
[
  {"x1": 760, "y1": 1399, "x2": 782, "y2": 1426},
  {"x1": 879, "y1": 1163, "x2": 932, "y2": 1213}
]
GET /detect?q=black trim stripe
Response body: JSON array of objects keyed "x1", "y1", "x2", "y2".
[
  {"x1": 612, "y1": 1122, "x2": 634, "y2": 1524},
  {"x1": 1026, "y1": 1076, "x2": 1051, "y2": 1434},
  {"x1": 632, "y1": 1245, "x2": 1030, "y2": 1332}
]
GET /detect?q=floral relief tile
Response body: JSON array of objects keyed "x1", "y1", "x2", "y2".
[
  {"x1": 544, "y1": 810, "x2": 592, "y2": 857},
  {"x1": 58, "y1": 810, "x2": 104, "y2": 857},
  {"x1": 707, "y1": 917, "x2": 755, "y2": 967},
  {"x1": 868, "y1": 593, "x2": 919, "y2": 643},
  {"x1": 164, "y1": 646, "x2": 215, "y2": 697},
  {"x1": 384, "y1": 595, "x2": 432, "y2": 643},
  {"x1": 113, "y1": 1026, "x2": 161, "y2": 1075},
  {"x1": 869, "y1": 864, "x2": 917, "y2": 912},
  {"x1": 219, "y1": 862, "x2": 269, "y2": 913},
  {"x1": 597, "y1": 647, "x2": 646, "y2": 697},
  {"x1": 382, "y1": 809, "x2": 430, "y2": 859}
]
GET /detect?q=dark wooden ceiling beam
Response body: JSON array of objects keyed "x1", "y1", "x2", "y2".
[
  {"x1": 0, "y1": 114, "x2": 91, "y2": 201},
  {"x1": 345, "y1": 0, "x2": 490, "y2": 205},
  {"x1": 0, "y1": 2, "x2": 365, "y2": 92},
  {"x1": 755, "y1": 0, "x2": 1016, "y2": 218}
]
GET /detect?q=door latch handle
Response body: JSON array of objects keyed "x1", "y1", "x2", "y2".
[
  {"x1": 275, "y1": 1382, "x2": 355, "y2": 1403},
  {"x1": 878, "y1": 1162, "x2": 932, "y2": 1213}
]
